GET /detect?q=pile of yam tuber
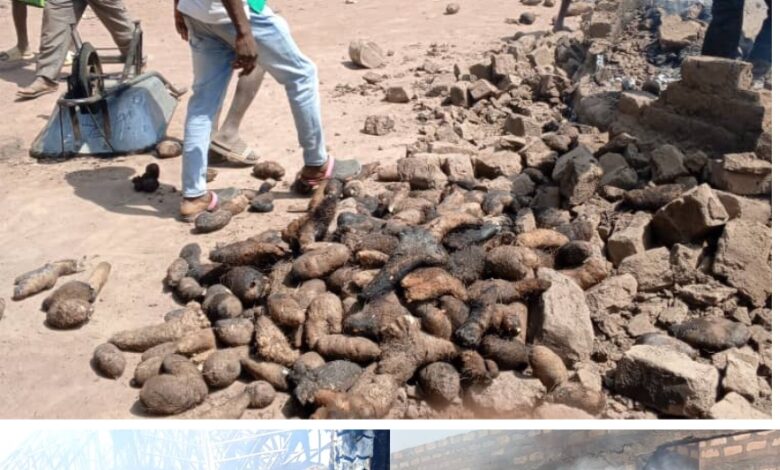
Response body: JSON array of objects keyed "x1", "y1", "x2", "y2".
[{"x1": 93, "y1": 160, "x2": 631, "y2": 419}]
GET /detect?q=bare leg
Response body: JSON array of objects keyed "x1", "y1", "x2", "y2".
[
  {"x1": 553, "y1": 0, "x2": 571, "y2": 32},
  {"x1": 213, "y1": 65, "x2": 265, "y2": 145},
  {"x1": 12, "y1": 0, "x2": 29, "y2": 52}
]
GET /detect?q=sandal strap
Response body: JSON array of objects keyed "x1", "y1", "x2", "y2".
[
  {"x1": 207, "y1": 191, "x2": 219, "y2": 211},
  {"x1": 303, "y1": 156, "x2": 334, "y2": 185}
]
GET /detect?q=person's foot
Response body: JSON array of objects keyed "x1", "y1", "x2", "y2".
[
  {"x1": 209, "y1": 136, "x2": 260, "y2": 166},
  {"x1": 17, "y1": 77, "x2": 59, "y2": 100},
  {"x1": 293, "y1": 156, "x2": 362, "y2": 195},
  {"x1": 0, "y1": 45, "x2": 34, "y2": 62},
  {"x1": 180, "y1": 191, "x2": 219, "y2": 221},
  {"x1": 750, "y1": 60, "x2": 771, "y2": 89}
]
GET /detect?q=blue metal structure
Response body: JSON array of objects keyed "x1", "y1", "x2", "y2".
[{"x1": 0, "y1": 430, "x2": 333, "y2": 470}]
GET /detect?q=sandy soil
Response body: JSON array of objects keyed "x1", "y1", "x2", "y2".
[{"x1": 0, "y1": 0, "x2": 567, "y2": 418}]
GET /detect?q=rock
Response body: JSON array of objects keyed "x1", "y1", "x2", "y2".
[
  {"x1": 362, "y1": 71, "x2": 384, "y2": 84},
  {"x1": 519, "y1": 12, "x2": 537, "y2": 25},
  {"x1": 397, "y1": 158, "x2": 448, "y2": 190},
  {"x1": 385, "y1": 85, "x2": 413, "y2": 103},
  {"x1": 442, "y1": 154, "x2": 474, "y2": 181},
  {"x1": 658, "y1": 15, "x2": 704, "y2": 51},
  {"x1": 558, "y1": 151, "x2": 603, "y2": 205},
  {"x1": 249, "y1": 193, "x2": 274, "y2": 213},
  {"x1": 156, "y1": 139, "x2": 182, "y2": 159},
  {"x1": 651, "y1": 184, "x2": 729, "y2": 245},
  {"x1": 626, "y1": 314, "x2": 657, "y2": 337},
  {"x1": 474, "y1": 151, "x2": 523, "y2": 179},
  {"x1": 607, "y1": 212, "x2": 652, "y2": 266},
  {"x1": 465, "y1": 372, "x2": 545, "y2": 416},
  {"x1": 618, "y1": 91, "x2": 656, "y2": 115},
  {"x1": 585, "y1": 274, "x2": 637, "y2": 313},
  {"x1": 349, "y1": 40, "x2": 384, "y2": 68},
  {"x1": 445, "y1": 2, "x2": 460, "y2": 14},
  {"x1": 418, "y1": 362, "x2": 461, "y2": 404},
  {"x1": 491, "y1": 54, "x2": 516, "y2": 80},
  {"x1": 677, "y1": 283, "x2": 737, "y2": 308},
  {"x1": 722, "y1": 348, "x2": 759, "y2": 401},
  {"x1": 548, "y1": 382, "x2": 606, "y2": 416},
  {"x1": 528, "y1": 45, "x2": 554, "y2": 68},
  {"x1": 636, "y1": 333, "x2": 697, "y2": 358},
  {"x1": 708, "y1": 392, "x2": 770, "y2": 419},
  {"x1": 468, "y1": 79, "x2": 498, "y2": 102},
  {"x1": 450, "y1": 82, "x2": 470, "y2": 107},
  {"x1": 650, "y1": 144, "x2": 689, "y2": 183},
  {"x1": 599, "y1": 153, "x2": 637, "y2": 190},
  {"x1": 714, "y1": 190, "x2": 771, "y2": 225},
  {"x1": 613, "y1": 345, "x2": 718, "y2": 417},
  {"x1": 531, "y1": 268, "x2": 594, "y2": 364},
  {"x1": 681, "y1": 56, "x2": 753, "y2": 95},
  {"x1": 522, "y1": 139, "x2": 557, "y2": 171},
  {"x1": 712, "y1": 219, "x2": 771, "y2": 306},
  {"x1": 505, "y1": 114, "x2": 541, "y2": 137},
  {"x1": 709, "y1": 152, "x2": 771, "y2": 196},
  {"x1": 668, "y1": 317, "x2": 750, "y2": 352},
  {"x1": 363, "y1": 114, "x2": 395, "y2": 136},
  {"x1": 617, "y1": 247, "x2": 673, "y2": 292}
]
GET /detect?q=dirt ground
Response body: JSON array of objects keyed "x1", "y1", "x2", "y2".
[{"x1": 0, "y1": 0, "x2": 568, "y2": 418}]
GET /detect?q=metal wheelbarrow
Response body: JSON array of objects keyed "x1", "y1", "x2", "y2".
[{"x1": 30, "y1": 21, "x2": 185, "y2": 159}]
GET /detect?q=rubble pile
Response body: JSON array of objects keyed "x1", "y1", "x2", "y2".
[{"x1": 90, "y1": 0, "x2": 770, "y2": 420}]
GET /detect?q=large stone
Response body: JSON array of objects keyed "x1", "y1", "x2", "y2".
[
  {"x1": 450, "y1": 82, "x2": 470, "y2": 107},
  {"x1": 585, "y1": 274, "x2": 638, "y2": 313},
  {"x1": 552, "y1": 145, "x2": 591, "y2": 182},
  {"x1": 442, "y1": 154, "x2": 474, "y2": 180},
  {"x1": 522, "y1": 138, "x2": 557, "y2": 171},
  {"x1": 385, "y1": 85, "x2": 413, "y2": 103},
  {"x1": 722, "y1": 348, "x2": 760, "y2": 401},
  {"x1": 363, "y1": 114, "x2": 395, "y2": 136},
  {"x1": 712, "y1": 219, "x2": 771, "y2": 306},
  {"x1": 669, "y1": 317, "x2": 750, "y2": 352},
  {"x1": 708, "y1": 392, "x2": 770, "y2": 419},
  {"x1": 599, "y1": 153, "x2": 638, "y2": 190},
  {"x1": 607, "y1": 212, "x2": 652, "y2": 266},
  {"x1": 465, "y1": 372, "x2": 545, "y2": 416},
  {"x1": 617, "y1": 247, "x2": 673, "y2": 292},
  {"x1": 349, "y1": 40, "x2": 385, "y2": 69},
  {"x1": 558, "y1": 151, "x2": 603, "y2": 205},
  {"x1": 396, "y1": 158, "x2": 448, "y2": 189},
  {"x1": 658, "y1": 15, "x2": 704, "y2": 51},
  {"x1": 469, "y1": 79, "x2": 498, "y2": 102},
  {"x1": 505, "y1": 114, "x2": 542, "y2": 137},
  {"x1": 473, "y1": 151, "x2": 523, "y2": 178},
  {"x1": 709, "y1": 152, "x2": 771, "y2": 196},
  {"x1": 650, "y1": 144, "x2": 689, "y2": 183},
  {"x1": 714, "y1": 190, "x2": 771, "y2": 225},
  {"x1": 680, "y1": 56, "x2": 753, "y2": 96},
  {"x1": 531, "y1": 268, "x2": 594, "y2": 364},
  {"x1": 613, "y1": 345, "x2": 719, "y2": 418},
  {"x1": 491, "y1": 54, "x2": 516, "y2": 79},
  {"x1": 651, "y1": 184, "x2": 729, "y2": 245}
]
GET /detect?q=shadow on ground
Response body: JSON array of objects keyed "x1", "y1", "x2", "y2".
[{"x1": 65, "y1": 166, "x2": 179, "y2": 219}]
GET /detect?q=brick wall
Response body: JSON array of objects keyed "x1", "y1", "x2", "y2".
[
  {"x1": 697, "y1": 431, "x2": 780, "y2": 470},
  {"x1": 392, "y1": 431, "x2": 780, "y2": 470},
  {"x1": 391, "y1": 430, "x2": 724, "y2": 470}
]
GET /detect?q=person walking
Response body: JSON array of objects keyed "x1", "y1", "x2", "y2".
[
  {"x1": 16, "y1": 0, "x2": 135, "y2": 99},
  {"x1": 174, "y1": 0, "x2": 359, "y2": 219}
]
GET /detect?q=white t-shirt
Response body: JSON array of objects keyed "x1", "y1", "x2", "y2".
[{"x1": 177, "y1": 0, "x2": 253, "y2": 25}]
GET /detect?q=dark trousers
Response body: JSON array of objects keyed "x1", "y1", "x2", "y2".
[{"x1": 702, "y1": 0, "x2": 771, "y2": 63}]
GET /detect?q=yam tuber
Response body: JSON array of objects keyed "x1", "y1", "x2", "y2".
[
  {"x1": 110, "y1": 304, "x2": 209, "y2": 352},
  {"x1": 255, "y1": 315, "x2": 300, "y2": 366},
  {"x1": 92, "y1": 343, "x2": 126, "y2": 379},
  {"x1": 400, "y1": 267, "x2": 467, "y2": 302},
  {"x1": 529, "y1": 345, "x2": 568, "y2": 392},
  {"x1": 315, "y1": 334, "x2": 381, "y2": 363},
  {"x1": 13, "y1": 259, "x2": 84, "y2": 300}
]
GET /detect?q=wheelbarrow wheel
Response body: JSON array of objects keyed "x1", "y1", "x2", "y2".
[{"x1": 67, "y1": 42, "x2": 104, "y2": 101}]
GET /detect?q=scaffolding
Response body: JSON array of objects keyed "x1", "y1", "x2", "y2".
[{"x1": 0, "y1": 429, "x2": 333, "y2": 470}]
